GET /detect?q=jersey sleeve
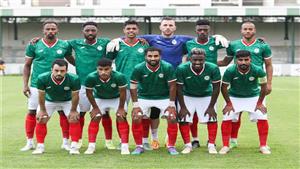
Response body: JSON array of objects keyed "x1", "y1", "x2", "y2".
[
  {"x1": 175, "y1": 67, "x2": 184, "y2": 85},
  {"x1": 222, "y1": 68, "x2": 233, "y2": 84},
  {"x1": 64, "y1": 41, "x2": 73, "y2": 57},
  {"x1": 117, "y1": 73, "x2": 128, "y2": 88},
  {"x1": 25, "y1": 43, "x2": 36, "y2": 58},
  {"x1": 71, "y1": 75, "x2": 81, "y2": 91},
  {"x1": 36, "y1": 75, "x2": 46, "y2": 91},
  {"x1": 226, "y1": 43, "x2": 234, "y2": 57},
  {"x1": 262, "y1": 43, "x2": 272, "y2": 59},
  {"x1": 166, "y1": 65, "x2": 176, "y2": 83},
  {"x1": 178, "y1": 35, "x2": 194, "y2": 43},
  {"x1": 130, "y1": 66, "x2": 141, "y2": 84},
  {"x1": 85, "y1": 74, "x2": 95, "y2": 89},
  {"x1": 257, "y1": 67, "x2": 267, "y2": 84},
  {"x1": 211, "y1": 66, "x2": 221, "y2": 83}
]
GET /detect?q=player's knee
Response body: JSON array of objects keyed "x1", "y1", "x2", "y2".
[{"x1": 150, "y1": 107, "x2": 160, "y2": 119}]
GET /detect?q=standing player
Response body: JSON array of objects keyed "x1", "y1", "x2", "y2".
[
  {"x1": 184, "y1": 19, "x2": 226, "y2": 148},
  {"x1": 218, "y1": 21, "x2": 273, "y2": 148},
  {"x1": 32, "y1": 59, "x2": 81, "y2": 155},
  {"x1": 21, "y1": 21, "x2": 74, "y2": 151},
  {"x1": 219, "y1": 50, "x2": 270, "y2": 154},
  {"x1": 176, "y1": 48, "x2": 221, "y2": 154},
  {"x1": 130, "y1": 47, "x2": 178, "y2": 155}
]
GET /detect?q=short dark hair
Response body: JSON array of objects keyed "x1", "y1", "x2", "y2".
[
  {"x1": 236, "y1": 50, "x2": 251, "y2": 58},
  {"x1": 82, "y1": 21, "x2": 98, "y2": 29},
  {"x1": 123, "y1": 20, "x2": 139, "y2": 28},
  {"x1": 191, "y1": 48, "x2": 206, "y2": 56},
  {"x1": 196, "y1": 19, "x2": 210, "y2": 26},
  {"x1": 97, "y1": 58, "x2": 112, "y2": 67},
  {"x1": 52, "y1": 59, "x2": 68, "y2": 69},
  {"x1": 161, "y1": 17, "x2": 174, "y2": 23},
  {"x1": 43, "y1": 20, "x2": 58, "y2": 28},
  {"x1": 145, "y1": 47, "x2": 161, "y2": 55}
]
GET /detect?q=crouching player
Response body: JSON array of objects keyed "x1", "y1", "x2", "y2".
[
  {"x1": 32, "y1": 59, "x2": 81, "y2": 155},
  {"x1": 176, "y1": 48, "x2": 221, "y2": 154},
  {"x1": 84, "y1": 58, "x2": 130, "y2": 155},
  {"x1": 219, "y1": 50, "x2": 271, "y2": 155}
]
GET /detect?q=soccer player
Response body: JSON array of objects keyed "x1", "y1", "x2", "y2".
[
  {"x1": 83, "y1": 58, "x2": 129, "y2": 155},
  {"x1": 176, "y1": 48, "x2": 221, "y2": 154},
  {"x1": 219, "y1": 50, "x2": 270, "y2": 155},
  {"x1": 184, "y1": 19, "x2": 226, "y2": 148},
  {"x1": 130, "y1": 47, "x2": 178, "y2": 155},
  {"x1": 218, "y1": 21, "x2": 273, "y2": 148},
  {"x1": 32, "y1": 59, "x2": 81, "y2": 155},
  {"x1": 21, "y1": 21, "x2": 74, "y2": 151},
  {"x1": 0, "y1": 59, "x2": 5, "y2": 76}
]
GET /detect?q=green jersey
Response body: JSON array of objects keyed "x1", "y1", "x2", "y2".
[
  {"x1": 222, "y1": 64, "x2": 267, "y2": 98},
  {"x1": 226, "y1": 39, "x2": 272, "y2": 68},
  {"x1": 25, "y1": 39, "x2": 72, "y2": 87},
  {"x1": 131, "y1": 61, "x2": 176, "y2": 100},
  {"x1": 85, "y1": 70, "x2": 127, "y2": 99},
  {"x1": 176, "y1": 62, "x2": 221, "y2": 97},
  {"x1": 37, "y1": 72, "x2": 80, "y2": 102},
  {"x1": 68, "y1": 38, "x2": 110, "y2": 85},
  {"x1": 184, "y1": 37, "x2": 224, "y2": 65},
  {"x1": 107, "y1": 40, "x2": 149, "y2": 88}
]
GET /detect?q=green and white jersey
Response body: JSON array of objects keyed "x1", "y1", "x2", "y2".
[
  {"x1": 68, "y1": 38, "x2": 110, "y2": 85},
  {"x1": 226, "y1": 39, "x2": 272, "y2": 68},
  {"x1": 176, "y1": 62, "x2": 221, "y2": 97},
  {"x1": 85, "y1": 70, "x2": 127, "y2": 99},
  {"x1": 25, "y1": 39, "x2": 72, "y2": 88},
  {"x1": 222, "y1": 64, "x2": 267, "y2": 98},
  {"x1": 37, "y1": 72, "x2": 81, "y2": 102},
  {"x1": 131, "y1": 61, "x2": 176, "y2": 100},
  {"x1": 184, "y1": 37, "x2": 224, "y2": 65},
  {"x1": 107, "y1": 40, "x2": 149, "y2": 88}
]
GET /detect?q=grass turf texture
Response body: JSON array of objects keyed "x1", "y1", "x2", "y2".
[{"x1": 0, "y1": 76, "x2": 299, "y2": 169}]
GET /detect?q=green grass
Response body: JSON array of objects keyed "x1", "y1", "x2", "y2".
[{"x1": 1, "y1": 76, "x2": 299, "y2": 169}]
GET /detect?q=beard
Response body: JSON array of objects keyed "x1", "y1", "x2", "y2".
[{"x1": 239, "y1": 64, "x2": 249, "y2": 71}]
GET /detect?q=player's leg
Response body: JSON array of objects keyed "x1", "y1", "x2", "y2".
[
  {"x1": 58, "y1": 110, "x2": 70, "y2": 151},
  {"x1": 102, "y1": 112, "x2": 115, "y2": 149},
  {"x1": 116, "y1": 105, "x2": 130, "y2": 155},
  {"x1": 190, "y1": 113, "x2": 200, "y2": 148},
  {"x1": 142, "y1": 117, "x2": 152, "y2": 150},
  {"x1": 78, "y1": 86, "x2": 91, "y2": 148},
  {"x1": 230, "y1": 112, "x2": 242, "y2": 148},
  {"x1": 149, "y1": 107, "x2": 160, "y2": 150}
]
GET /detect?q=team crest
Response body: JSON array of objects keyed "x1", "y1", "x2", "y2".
[
  {"x1": 97, "y1": 46, "x2": 103, "y2": 51},
  {"x1": 204, "y1": 76, "x2": 210, "y2": 80},
  {"x1": 254, "y1": 48, "x2": 260, "y2": 54},
  {"x1": 64, "y1": 87, "x2": 70, "y2": 90},
  {"x1": 56, "y1": 49, "x2": 62, "y2": 54},
  {"x1": 111, "y1": 83, "x2": 116, "y2": 88},
  {"x1": 209, "y1": 46, "x2": 214, "y2": 51},
  {"x1": 172, "y1": 39, "x2": 177, "y2": 45},
  {"x1": 138, "y1": 48, "x2": 144, "y2": 53},
  {"x1": 249, "y1": 77, "x2": 255, "y2": 81},
  {"x1": 158, "y1": 73, "x2": 164, "y2": 78}
]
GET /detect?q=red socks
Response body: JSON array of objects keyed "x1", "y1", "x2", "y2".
[
  {"x1": 132, "y1": 122, "x2": 143, "y2": 145},
  {"x1": 231, "y1": 113, "x2": 241, "y2": 139},
  {"x1": 190, "y1": 113, "x2": 198, "y2": 138},
  {"x1": 179, "y1": 123, "x2": 190, "y2": 144},
  {"x1": 69, "y1": 122, "x2": 81, "y2": 142},
  {"x1": 102, "y1": 115, "x2": 112, "y2": 140},
  {"x1": 257, "y1": 120, "x2": 269, "y2": 146},
  {"x1": 59, "y1": 114, "x2": 69, "y2": 139},
  {"x1": 79, "y1": 116, "x2": 85, "y2": 139},
  {"x1": 88, "y1": 121, "x2": 100, "y2": 143},
  {"x1": 207, "y1": 122, "x2": 218, "y2": 144},
  {"x1": 117, "y1": 121, "x2": 129, "y2": 143},
  {"x1": 221, "y1": 120, "x2": 232, "y2": 147},
  {"x1": 142, "y1": 119, "x2": 150, "y2": 138},
  {"x1": 35, "y1": 123, "x2": 47, "y2": 143},
  {"x1": 167, "y1": 122, "x2": 178, "y2": 147},
  {"x1": 25, "y1": 114, "x2": 36, "y2": 139}
]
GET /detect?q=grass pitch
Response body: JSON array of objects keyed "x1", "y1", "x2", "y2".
[{"x1": 0, "y1": 76, "x2": 299, "y2": 169}]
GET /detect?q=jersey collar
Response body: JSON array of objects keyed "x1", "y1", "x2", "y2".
[
  {"x1": 241, "y1": 38, "x2": 256, "y2": 46},
  {"x1": 237, "y1": 66, "x2": 251, "y2": 75},
  {"x1": 146, "y1": 63, "x2": 160, "y2": 72},
  {"x1": 122, "y1": 39, "x2": 139, "y2": 47},
  {"x1": 42, "y1": 38, "x2": 58, "y2": 48},
  {"x1": 190, "y1": 62, "x2": 205, "y2": 76},
  {"x1": 84, "y1": 39, "x2": 97, "y2": 45},
  {"x1": 51, "y1": 74, "x2": 66, "y2": 85},
  {"x1": 99, "y1": 77, "x2": 111, "y2": 83},
  {"x1": 195, "y1": 37, "x2": 210, "y2": 45}
]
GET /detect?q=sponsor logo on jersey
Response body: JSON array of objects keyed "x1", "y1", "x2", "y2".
[
  {"x1": 233, "y1": 77, "x2": 239, "y2": 80},
  {"x1": 95, "y1": 84, "x2": 101, "y2": 87},
  {"x1": 138, "y1": 48, "x2": 144, "y2": 53},
  {"x1": 158, "y1": 73, "x2": 164, "y2": 78},
  {"x1": 143, "y1": 75, "x2": 148, "y2": 78},
  {"x1": 111, "y1": 83, "x2": 116, "y2": 88},
  {"x1": 80, "y1": 46, "x2": 85, "y2": 49},
  {"x1": 97, "y1": 46, "x2": 103, "y2": 51},
  {"x1": 185, "y1": 76, "x2": 192, "y2": 79},
  {"x1": 204, "y1": 76, "x2": 210, "y2": 80},
  {"x1": 172, "y1": 39, "x2": 177, "y2": 45},
  {"x1": 46, "y1": 86, "x2": 51, "y2": 89},
  {"x1": 64, "y1": 86, "x2": 70, "y2": 90},
  {"x1": 38, "y1": 49, "x2": 44, "y2": 53},
  {"x1": 57, "y1": 49, "x2": 63, "y2": 54},
  {"x1": 249, "y1": 77, "x2": 255, "y2": 81},
  {"x1": 254, "y1": 48, "x2": 260, "y2": 54},
  {"x1": 236, "y1": 49, "x2": 241, "y2": 52},
  {"x1": 209, "y1": 46, "x2": 214, "y2": 51}
]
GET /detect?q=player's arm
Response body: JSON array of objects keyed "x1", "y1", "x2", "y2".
[
  {"x1": 218, "y1": 56, "x2": 233, "y2": 67},
  {"x1": 205, "y1": 81, "x2": 221, "y2": 121},
  {"x1": 264, "y1": 58, "x2": 273, "y2": 95},
  {"x1": 255, "y1": 75, "x2": 268, "y2": 114},
  {"x1": 37, "y1": 90, "x2": 48, "y2": 123},
  {"x1": 23, "y1": 57, "x2": 33, "y2": 97},
  {"x1": 221, "y1": 82, "x2": 234, "y2": 115},
  {"x1": 68, "y1": 90, "x2": 80, "y2": 123},
  {"x1": 65, "y1": 55, "x2": 75, "y2": 66},
  {"x1": 117, "y1": 86, "x2": 127, "y2": 119},
  {"x1": 130, "y1": 81, "x2": 142, "y2": 120},
  {"x1": 176, "y1": 83, "x2": 190, "y2": 120},
  {"x1": 165, "y1": 80, "x2": 177, "y2": 120},
  {"x1": 86, "y1": 88, "x2": 101, "y2": 119}
]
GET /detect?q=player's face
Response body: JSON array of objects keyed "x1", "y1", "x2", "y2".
[
  {"x1": 237, "y1": 56, "x2": 251, "y2": 71},
  {"x1": 97, "y1": 66, "x2": 112, "y2": 81},
  {"x1": 146, "y1": 51, "x2": 160, "y2": 67},
  {"x1": 82, "y1": 25, "x2": 98, "y2": 41},
  {"x1": 190, "y1": 53, "x2": 205, "y2": 70},
  {"x1": 241, "y1": 23, "x2": 256, "y2": 39},
  {"x1": 195, "y1": 25, "x2": 210, "y2": 40},
  {"x1": 159, "y1": 20, "x2": 176, "y2": 37},
  {"x1": 123, "y1": 24, "x2": 139, "y2": 38},
  {"x1": 43, "y1": 23, "x2": 58, "y2": 40},
  {"x1": 52, "y1": 64, "x2": 67, "y2": 80}
]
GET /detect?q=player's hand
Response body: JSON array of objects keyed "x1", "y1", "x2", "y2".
[
  {"x1": 23, "y1": 85, "x2": 31, "y2": 98},
  {"x1": 68, "y1": 110, "x2": 79, "y2": 123},
  {"x1": 213, "y1": 34, "x2": 229, "y2": 48},
  {"x1": 90, "y1": 107, "x2": 102, "y2": 119},
  {"x1": 106, "y1": 38, "x2": 122, "y2": 52},
  {"x1": 255, "y1": 102, "x2": 267, "y2": 114},
  {"x1": 30, "y1": 37, "x2": 41, "y2": 45},
  {"x1": 117, "y1": 107, "x2": 127, "y2": 120},
  {"x1": 178, "y1": 107, "x2": 190, "y2": 121},
  {"x1": 222, "y1": 103, "x2": 235, "y2": 116},
  {"x1": 204, "y1": 106, "x2": 217, "y2": 122},
  {"x1": 138, "y1": 38, "x2": 149, "y2": 46},
  {"x1": 165, "y1": 106, "x2": 177, "y2": 121},
  {"x1": 266, "y1": 83, "x2": 272, "y2": 95},
  {"x1": 131, "y1": 107, "x2": 143, "y2": 120},
  {"x1": 37, "y1": 110, "x2": 49, "y2": 123}
]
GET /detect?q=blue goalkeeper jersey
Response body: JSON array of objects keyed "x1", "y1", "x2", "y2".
[{"x1": 140, "y1": 35, "x2": 192, "y2": 68}]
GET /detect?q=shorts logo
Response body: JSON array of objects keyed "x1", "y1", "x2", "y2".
[
  {"x1": 64, "y1": 87, "x2": 70, "y2": 90},
  {"x1": 249, "y1": 77, "x2": 255, "y2": 81},
  {"x1": 254, "y1": 48, "x2": 260, "y2": 54},
  {"x1": 138, "y1": 48, "x2": 144, "y2": 53},
  {"x1": 158, "y1": 73, "x2": 164, "y2": 78},
  {"x1": 204, "y1": 76, "x2": 210, "y2": 80},
  {"x1": 209, "y1": 46, "x2": 214, "y2": 51},
  {"x1": 97, "y1": 46, "x2": 103, "y2": 51},
  {"x1": 111, "y1": 83, "x2": 116, "y2": 88},
  {"x1": 57, "y1": 49, "x2": 62, "y2": 54},
  {"x1": 172, "y1": 39, "x2": 177, "y2": 45}
]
